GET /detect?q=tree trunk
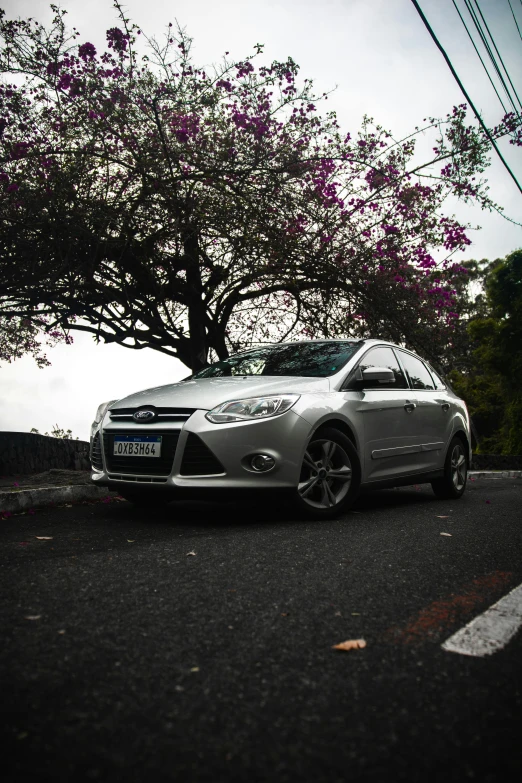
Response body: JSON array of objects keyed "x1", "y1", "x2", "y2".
[{"x1": 184, "y1": 228, "x2": 208, "y2": 373}]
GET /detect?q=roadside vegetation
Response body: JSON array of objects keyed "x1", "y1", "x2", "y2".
[{"x1": 450, "y1": 249, "x2": 522, "y2": 454}]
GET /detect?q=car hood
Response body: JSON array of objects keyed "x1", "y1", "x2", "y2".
[{"x1": 112, "y1": 376, "x2": 330, "y2": 411}]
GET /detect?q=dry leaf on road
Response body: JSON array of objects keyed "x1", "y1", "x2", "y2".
[
  {"x1": 186, "y1": 551, "x2": 197, "y2": 556},
  {"x1": 332, "y1": 639, "x2": 367, "y2": 651},
  {"x1": 440, "y1": 532, "x2": 452, "y2": 537},
  {"x1": 35, "y1": 536, "x2": 53, "y2": 540},
  {"x1": 127, "y1": 539, "x2": 136, "y2": 543}
]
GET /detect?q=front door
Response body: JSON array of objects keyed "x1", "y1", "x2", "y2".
[{"x1": 344, "y1": 346, "x2": 422, "y2": 482}]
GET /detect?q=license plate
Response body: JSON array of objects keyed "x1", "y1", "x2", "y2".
[{"x1": 113, "y1": 435, "x2": 162, "y2": 458}]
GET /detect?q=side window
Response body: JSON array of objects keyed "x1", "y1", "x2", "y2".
[
  {"x1": 357, "y1": 347, "x2": 408, "y2": 389},
  {"x1": 399, "y1": 352, "x2": 435, "y2": 390},
  {"x1": 427, "y1": 365, "x2": 446, "y2": 390}
]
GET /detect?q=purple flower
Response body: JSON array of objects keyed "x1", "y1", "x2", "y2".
[
  {"x1": 106, "y1": 27, "x2": 128, "y2": 53},
  {"x1": 216, "y1": 79, "x2": 232, "y2": 92},
  {"x1": 57, "y1": 73, "x2": 73, "y2": 90},
  {"x1": 236, "y1": 61, "x2": 254, "y2": 79},
  {"x1": 78, "y1": 42, "x2": 97, "y2": 60},
  {"x1": 6, "y1": 183, "x2": 19, "y2": 192}
]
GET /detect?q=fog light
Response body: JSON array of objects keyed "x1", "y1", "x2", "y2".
[{"x1": 250, "y1": 454, "x2": 276, "y2": 472}]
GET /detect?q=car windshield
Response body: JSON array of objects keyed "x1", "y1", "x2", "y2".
[{"x1": 188, "y1": 342, "x2": 361, "y2": 379}]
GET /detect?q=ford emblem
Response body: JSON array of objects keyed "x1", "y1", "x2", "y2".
[{"x1": 133, "y1": 409, "x2": 156, "y2": 422}]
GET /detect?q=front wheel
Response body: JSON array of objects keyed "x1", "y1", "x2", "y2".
[
  {"x1": 431, "y1": 436, "x2": 468, "y2": 499},
  {"x1": 294, "y1": 427, "x2": 361, "y2": 519}
]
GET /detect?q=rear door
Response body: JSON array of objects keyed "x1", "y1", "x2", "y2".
[
  {"x1": 396, "y1": 350, "x2": 451, "y2": 471},
  {"x1": 343, "y1": 346, "x2": 421, "y2": 482}
]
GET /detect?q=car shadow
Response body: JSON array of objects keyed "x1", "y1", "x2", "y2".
[{"x1": 104, "y1": 484, "x2": 439, "y2": 529}]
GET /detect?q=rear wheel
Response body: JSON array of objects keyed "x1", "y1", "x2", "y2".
[
  {"x1": 294, "y1": 427, "x2": 361, "y2": 519},
  {"x1": 431, "y1": 436, "x2": 468, "y2": 499}
]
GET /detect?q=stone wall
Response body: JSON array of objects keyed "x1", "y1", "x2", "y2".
[{"x1": 0, "y1": 432, "x2": 90, "y2": 475}]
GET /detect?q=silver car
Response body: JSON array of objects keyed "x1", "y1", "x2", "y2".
[{"x1": 90, "y1": 339, "x2": 471, "y2": 519}]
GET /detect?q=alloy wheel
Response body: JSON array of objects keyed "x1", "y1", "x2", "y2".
[
  {"x1": 451, "y1": 443, "x2": 467, "y2": 491},
  {"x1": 298, "y1": 439, "x2": 352, "y2": 510}
]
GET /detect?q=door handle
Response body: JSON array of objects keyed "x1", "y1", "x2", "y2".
[
  {"x1": 404, "y1": 402, "x2": 416, "y2": 413},
  {"x1": 441, "y1": 403, "x2": 450, "y2": 412}
]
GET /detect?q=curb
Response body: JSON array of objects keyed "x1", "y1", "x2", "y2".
[
  {"x1": 0, "y1": 484, "x2": 118, "y2": 515},
  {"x1": 469, "y1": 470, "x2": 522, "y2": 479}
]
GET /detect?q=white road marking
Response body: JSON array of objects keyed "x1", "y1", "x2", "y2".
[{"x1": 442, "y1": 582, "x2": 522, "y2": 657}]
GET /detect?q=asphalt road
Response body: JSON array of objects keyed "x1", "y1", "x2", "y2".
[{"x1": 1, "y1": 478, "x2": 522, "y2": 782}]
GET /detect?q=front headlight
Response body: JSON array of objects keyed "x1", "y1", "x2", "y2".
[
  {"x1": 206, "y1": 394, "x2": 300, "y2": 424},
  {"x1": 90, "y1": 400, "x2": 116, "y2": 439}
]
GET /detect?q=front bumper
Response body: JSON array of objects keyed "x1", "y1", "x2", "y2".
[{"x1": 91, "y1": 409, "x2": 311, "y2": 490}]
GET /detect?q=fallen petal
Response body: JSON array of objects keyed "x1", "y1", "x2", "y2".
[
  {"x1": 186, "y1": 551, "x2": 197, "y2": 556},
  {"x1": 35, "y1": 536, "x2": 53, "y2": 540},
  {"x1": 332, "y1": 639, "x2": 366, "y2": 651},
  {"x1": 24, "y1": 615, "x2": 41, "y2": 621},
  {"x1": 436, "y1": 516, "x2": 449, "y2": 518},
  {"x1": 440, "y1": 532, "x2": 452, "y2": 536}
]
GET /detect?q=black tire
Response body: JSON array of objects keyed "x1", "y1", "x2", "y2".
[
  {"x1": 431, "y1": 436, "x2": 468, "y2": 499},
  {"x1": 294, "y1": 426, "x2": 361, "y2": 519}
]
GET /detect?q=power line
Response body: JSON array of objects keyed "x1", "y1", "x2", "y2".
[
  {"x1": 472, "y1": 0, "x2": 522, "y2": 113},
  {"x1": 410, "y1": 0, "x2": 522, "y2": 196},
  {"x1": 463, "y1": 0, "x2": 520, "y2": 117},
  {"x1": 508, "y1": 0, "x2": 522, "y2": 43},
  {"x1": 452, "y1": 0, "x2": 509, "y2": 115}
]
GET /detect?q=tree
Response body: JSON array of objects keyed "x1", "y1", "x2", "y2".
[
  {"x1": 31, "y1": 424, "x2": 78, "y2": 439},
  {"x1": 449, "y1": 249, "x2": 522, "y2": 453},
  {"x1": 0, "y1": 314, "x2": 71, "y2": 368},
  {"x1": 1, "y1": 3, "x2": 520, "y2": 371}
]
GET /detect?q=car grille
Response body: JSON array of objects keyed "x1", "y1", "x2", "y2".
[
  {"x1": 103, "y1": 431, "x2": 180, "y2": 476},
  {"x1": 109, "y1": 407, "x2": 196, "y2": 423},
  {"x1": 107, "y1": 475, "x2": 168, "y2": 484},
  {"x1": 180, "y1": 433, "x2": 225, "y2": 476},
  {"x1": 91, "y1": 431, "x2": 104, "y2": 471}
]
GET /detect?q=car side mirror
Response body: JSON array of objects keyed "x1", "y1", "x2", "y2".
[{"x1": 361, "y1": 367, "x2": 395, "y2": 383}]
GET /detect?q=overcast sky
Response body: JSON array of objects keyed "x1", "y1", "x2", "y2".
[{"x1": 1, "y1": 0, "x2": 521, "y2": 441}]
